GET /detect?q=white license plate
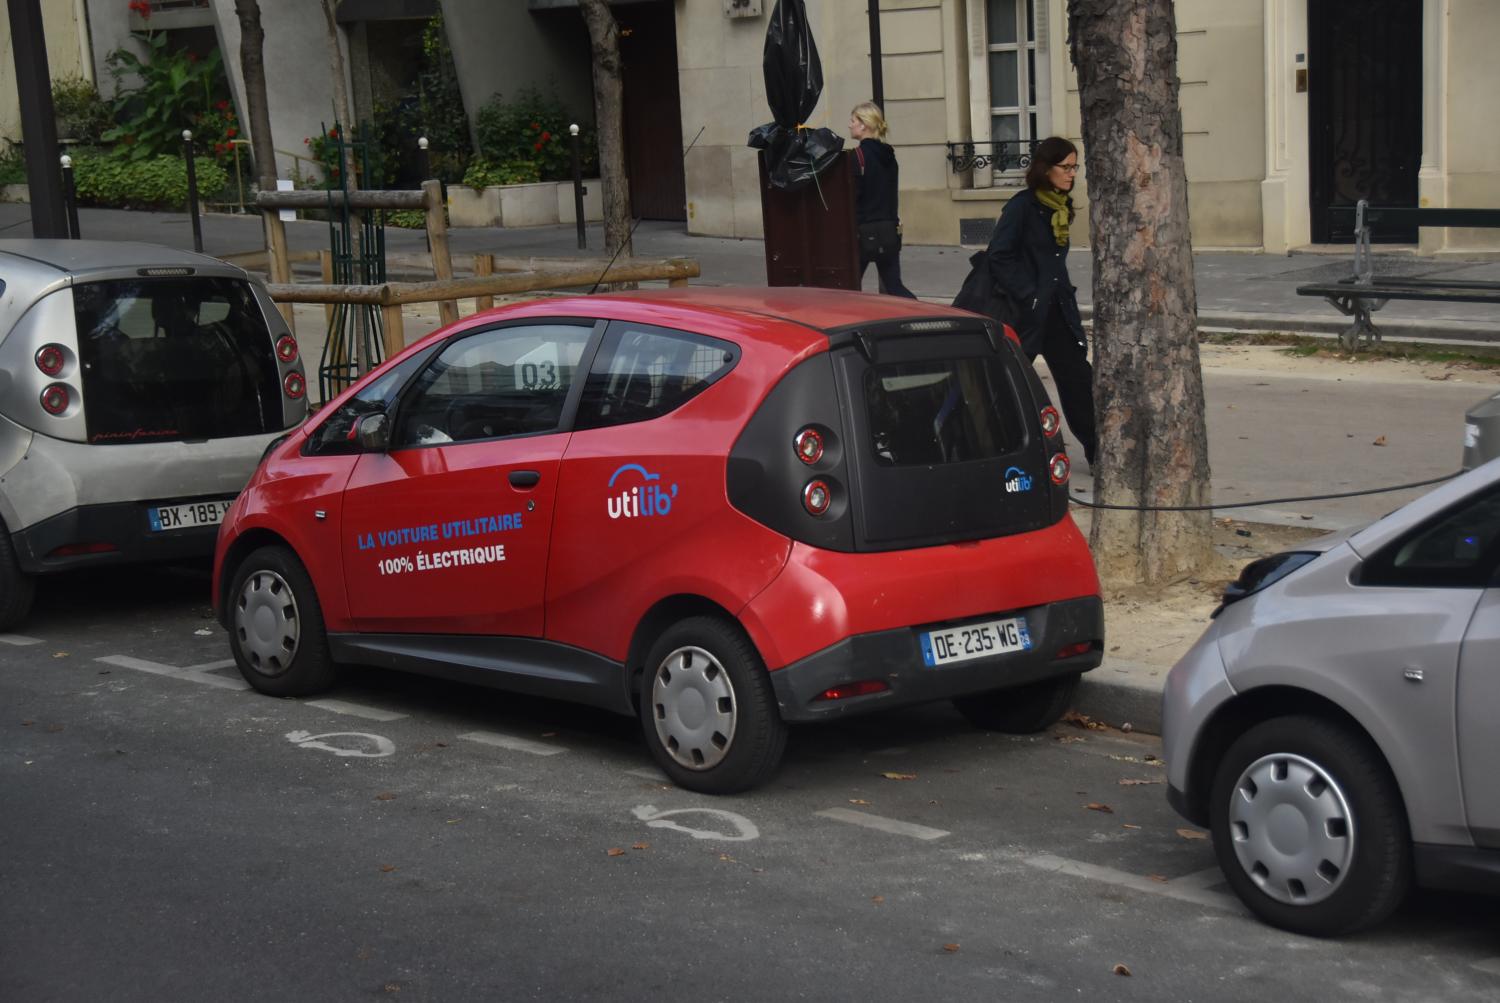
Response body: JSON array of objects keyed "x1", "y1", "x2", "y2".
[
  {"x1": 148, "y1": 499, "x2": 233, "y2": 532},
  {"x1": 920, "y1": 616, "x2": 1032, "y2": 667}
]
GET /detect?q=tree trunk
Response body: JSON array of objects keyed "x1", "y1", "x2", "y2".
[
  {"x1": 578, "y1": 0, "x2": 632, "y2": 259},
  {"x1": 1067, "y1": 0, "x2": 1213, "y2": 585},
  {"x1": 318, "y1": 0, "x2": 357, "y2": 193},
  {"x1": 232, "y1": 0, "x2": 277, "y2": 193}
]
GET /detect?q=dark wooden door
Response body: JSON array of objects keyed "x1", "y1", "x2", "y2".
[
  {"x1": 759, "y1": 152, "x2": 860, "y2": 290},
  {"x1": 617, "y1": 2, "x2": 687, "y2": 222},
  {"x1": 1308, "y1": 0, "x2": 1422, "y2": 243}
]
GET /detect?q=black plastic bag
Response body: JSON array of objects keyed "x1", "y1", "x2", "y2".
[
  {"x1": 748, "y1": 0, "x2": 843, "y2": 191},
  {"x1": 953, "y1": 250, "x2": 1021, "y2": 331}
]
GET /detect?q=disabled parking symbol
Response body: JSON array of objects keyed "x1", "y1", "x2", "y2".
[{"x1": 285, "y1": 730, "x2": 396, "y2": 758}]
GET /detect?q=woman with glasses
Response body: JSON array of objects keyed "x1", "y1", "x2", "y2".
[{"x1": 982, "y1": 135, "x2": 1096, "y2": 467}]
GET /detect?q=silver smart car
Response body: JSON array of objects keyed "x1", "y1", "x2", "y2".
[
  {"x1": 1163, "y1": 459, "x2": 1500, "y2": 936},
  {"x1": 0, "y1": 240, "x2": 308, "y2": 630}
]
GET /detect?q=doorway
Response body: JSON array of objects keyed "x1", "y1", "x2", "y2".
[
  {"x1": 1307, "y1": 0, "x2": 1422, "y2": 243},
  {"x1": 616, "y1": 2, "x2": 687, "y2": 222}
]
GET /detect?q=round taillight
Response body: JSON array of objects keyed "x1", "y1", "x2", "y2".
[
  {"x1": 1049, "y1": 453, "x2": 1070, "y2": 485},
  {"x1": 40, "y1": 383, "x2": 69, "y2": 416},
  {"x1": 35, "y1": 344, "x2": 66, "y2": 377},
  {"x1": 283, "y1": 371, "x2": 306, "y2": 399},
  {"x1": 1039, "y1": 405, "x2": 1060, "y2": 437},
  {"x1": 794, "y1": 427, "x2": 824, "y2": 465},
  {"x1": 275, "y1": 335, "x2": 300, "y2": 363},
  {"x1": 802, "y1": 479, "x2": 831, "y2": 516}
]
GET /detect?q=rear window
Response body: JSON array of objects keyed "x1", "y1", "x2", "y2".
[
  {"x1": 75, "y1": 277, "x2": 283, "y2": 444},
  {"x1": 575, "y1": 322, "x2": 737, "y2": 430},
  {"x1": 863, "y1": 358, "x2": 1025, "y2": 466}
]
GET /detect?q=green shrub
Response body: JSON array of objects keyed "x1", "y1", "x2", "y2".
[
  {"x1": 71, "y1": 148, "x2": 229, "y2": 209},
  {"x1": 384, "y1": 209, "x2": 428, "y2": 229},
  {"x1": 0, "y1": 145, "x2": 25, "y2": 186},
  {"x1": 104, "y1": 31, "x2": 229, "y2": 160},
  {"x1": 461, "y1": 158, "x2": 541, "y2": 188},
  {"x1": 52, "y1": 76, "x2": 116, "y2": 144},
  {"x1": 474, "y1": 89, "x2": 594, "y2": 182}
]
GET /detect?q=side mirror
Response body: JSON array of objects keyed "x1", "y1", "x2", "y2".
[{"x1": 353, "y1": 412, "x2": 390, "y2": 452}]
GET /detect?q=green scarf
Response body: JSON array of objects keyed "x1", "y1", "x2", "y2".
[{"x1": 1035, "y1": 187, "x2": 1071, "y2": 247}]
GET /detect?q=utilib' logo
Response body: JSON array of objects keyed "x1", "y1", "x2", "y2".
[
  {"x1": 607, "y1": 463, "x2": 679, "y2": 519},
  {"x1": 1004, "y1": 466, "x2": 1033, "y2": 493}
]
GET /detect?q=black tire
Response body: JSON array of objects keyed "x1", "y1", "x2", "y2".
[
  {"x1": 1209, "y1": 715, "x2": 1411, "y2": 937},
  {"x1": 0, "y1": 523, "x2": 36, "y2": 632},
  {"x1": 638, "y1": 616, "x2": 787, "y2": 795},
  {"x1": 952, "y1": 672, "x2": 1081, "y2": 733},
  {"x1": 227, "y1": 545, "x2": 336, "y2": 697}
]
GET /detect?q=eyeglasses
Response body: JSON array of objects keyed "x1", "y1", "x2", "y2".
[{"x1": 1054, "y1": 163, "x2": 1080, "y2": 174}]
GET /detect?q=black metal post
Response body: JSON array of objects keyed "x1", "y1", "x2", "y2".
[
  {"x1": 59, "y1": 155, "x2": 80, "y2": 239},
  {"x1": 7, "y1": 0, "x2": 68, "y2": 237},
  {"x1": 867, "y1": 0, "x2": 885, "y2": 110},
  {"x1": 570, "y1": 124, "x2": 586, "y2": 250},
  {"x1": 417, "y1": 136, "x2": 431, "y2": 182},
  {"x1": 182, "y1": 130, "x2": 203, "y2": 252}
]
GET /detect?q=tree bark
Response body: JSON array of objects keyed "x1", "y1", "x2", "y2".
[
  {"x1": 318, "y1": 0, "x2": 357, "y2": 193},
  {"x1": 1067, "y1": 0, "x2": 1213, "y2": 585},
  {"x1": 232, "y1": 0, "x2": 278, "y2": 193},
  {"x1": 578, "y1": 0, "x2": 632, "y2": 259}
]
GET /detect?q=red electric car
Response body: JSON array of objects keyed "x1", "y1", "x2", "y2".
[{"x1": 212, "y1": 288, "x2": 1102, "y2": 793}]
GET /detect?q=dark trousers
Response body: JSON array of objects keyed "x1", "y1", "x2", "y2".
[
  {"x1": 1028, "y1": 308, "x2": 1097, "y2": 466},
  {"x1": 860, "y1": 250, "x2": 916, "y2": 299}
]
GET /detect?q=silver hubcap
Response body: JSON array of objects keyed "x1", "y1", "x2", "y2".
[
  {"x1": 234, "y1": 568, "x2": 300, "y2": 677},
  {"x1": 1227, "y1": 752, "x2": 1355, "y2": 906},
  {"x1": 650, "y1": 645, "x2": 737, "y2": 771}
]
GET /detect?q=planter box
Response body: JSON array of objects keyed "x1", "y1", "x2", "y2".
[
  {"x1": 1, "y1": 184, "x2": 29, "y2": 204},
  {"x1": 446, "y1": 180, "x2": 603, "y2": 229}
]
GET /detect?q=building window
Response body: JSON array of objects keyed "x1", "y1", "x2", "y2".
[{"x1": 982, "y1": 0, "x2": 1047, "y2": 179}]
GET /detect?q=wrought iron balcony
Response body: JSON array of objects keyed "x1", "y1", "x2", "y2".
[{"x1": 946, "y1": 139, "x2": 1041, "y2": 174}]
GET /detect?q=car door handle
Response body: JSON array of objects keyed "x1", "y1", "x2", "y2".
[{"x1": 509, "y1": 470, "x2": 541, "y2": 489}]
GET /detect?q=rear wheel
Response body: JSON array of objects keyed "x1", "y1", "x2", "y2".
[
  {"x1": 228, "y1": 545, "x2": 336, "y2": 697},
  {"x1": 0, "y1": 523, "x2": 36, "y2": 632},
  {"x1": 952, "y1": 671, "x2": 1080, "y2": 733},
  {"x1": 638, "y1": 616, "x2": 787, "y2": 795},
  {"x1": 1209, "y1": 715, "x2": 1411, "y2": 937}
]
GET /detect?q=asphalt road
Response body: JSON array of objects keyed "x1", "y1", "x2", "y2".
[{"x1": 3, "y1": 564, "x2": 1498, "y2": 1001}]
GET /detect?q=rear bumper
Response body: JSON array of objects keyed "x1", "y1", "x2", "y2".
[
  {"x1": 10, "y1": 498, "x2": 231, "y2": 573},
  {"x1": 769, "y1": 595, "x2": 1103, "y2": 721}
]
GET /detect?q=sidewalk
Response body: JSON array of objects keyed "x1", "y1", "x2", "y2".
[{"x1": 6, "y1": 202, "x2": 1499, "y2": 734}]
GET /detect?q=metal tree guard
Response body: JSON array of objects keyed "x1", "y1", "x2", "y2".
[{"x1": 319, "y1": 121, "x2": 389, "y2": 401}]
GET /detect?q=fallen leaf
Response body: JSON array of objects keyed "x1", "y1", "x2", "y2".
[
  {"x1": 1149, "y1": 874, "x2": 1169, "y2": 883},
  {"x1": 943, "y1": 943, "x2": 961, "y2": 953},
  {"x1": 607, "y1": 848, "x2": 626, "y2": 857},
  {"x1": 1062, "y1": 710, "x2": 1107, "y2": 731},
  {"x1": 1176, "y1": 827, "x2": 1209, "y2": 841},
  {"x1": 445, "y1": 819, "x2": 461, "y2": 824},
  {"x1": 1428, "y1": 373, "x2": 1452, "y2": 381},
  {"x1": 871, "y1": 895, "x2": 885, "y2": 905},
  {"x1": 718, "y1": 853, "x2": 736, "y2": 863},
  {"x1": 1118, "y1": 778, "x2": 1163, "y2": 787},
  {"x1": 21, "y1": 720, "x2": 34, "y2": 727},
  {"x1": 52, "y1": 652, "x2": 67, "y2": 658},
  {"x1": 45, "y1": 724, "x2": 64, "y2": 733},
  {"x1": 193, "y1": 628, "x2": 213, "y2": 636},
  {"x1": 1121, "y1": 824, "x2": 1141, "y2": 830},
  {"x1": 632, "y1": 842, "x2": 649, "y2": 851},
  {"x1": 374, "y1": 792, "x2": 397, "y2": 801},
  {"x1": 848, "y1": 799, "x2": 871, "y2": 806},
  {"x1": 1373, "y1": 435, "x2": 1387, "y2": 446},
  {"x1": 379, "y1": 864, "x2": 397, "y2": 873},
  {"x1": 384, "y1": 984, "x2": 401, "y2": 994},
  {"x1": 435, "y1": 742, "x2": 448, "y2": 748},
  {"x1": 1084, "y1": 802, "x2": 1114, "y2": 814},
  {"x1": 1054, "y1": 735, "x2": 1083, "y2": 745},
  {"x1": 1113, "y1": 963, "x2": 1132, "y2": 977},
  {"x1": 882, "y1": 772, "x2": 917, "y2": 781}
]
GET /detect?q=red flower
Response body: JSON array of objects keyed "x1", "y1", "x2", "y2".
[
  {"x1": 215, "y1": 100, "x2": 229, "y2": 111},
  {"x1": 328, "y1": 128, "x2": 339, "y2": 138},
  {"x1": 226, "y1": 127, "x2": 237, "y2": 138},
  {"x1": 540, "y1": 131, "x2": 551, "y2": 142},
  {"x1": 533, "y1": 142, "x2": 543, "y2": 152},
  {"x1": 128, "y1": 0, "x2": 152, "y2": 20},
  {"x1": 531, "y1": 122, "x2": 541, "y2": 130}
]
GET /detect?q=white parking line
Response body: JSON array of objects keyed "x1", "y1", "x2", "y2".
[
  {"x1": 95, "y1": 655, "x2": 249, "y2": 690},
  {"x1": 183, "y1": 659, "x2": 237, "y2": 673},
  {"x1": 459, "y1": 731, "x2": 567, "y2": 756},
  {"x1": 0, "y1": 634, "x2": 43, "y2": 646},
  {"x1": 625, "y1": 768, "x2": 670, "y2": 782},
  {"x1": 815, "y1": 807, "x2": 950, "y2": 841},
  {"x1": 1021, "y1": 853, "x2": 1239, "y2": 911},
  {"x1": 305, "y1": 699, "x2": 408, "y2": 722},
  {"x1": 1171, "y1": 866, "x2": 1228, "y2": 890}
]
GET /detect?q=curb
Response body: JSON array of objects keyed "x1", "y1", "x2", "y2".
[{"x1": 1073, "y1": 674, "x2": 1164, "y2": 736}]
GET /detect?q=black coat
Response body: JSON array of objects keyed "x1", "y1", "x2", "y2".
[
  {"x1": 985, "y1": 188, "x2": 1085, "y2": 355},
  {"x1": 853, "y1": 138, "x2": 900, "y2": 224}
]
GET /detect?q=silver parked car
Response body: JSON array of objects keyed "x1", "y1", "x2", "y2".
[
  {"x1": 1164, "y1": 459, "x2": 1500, "y2": 936},
  {"x1": 0, "y1": 240, "x2": 308, "y2": 630}
]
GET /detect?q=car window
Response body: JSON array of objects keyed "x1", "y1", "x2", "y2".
[
  {"x1": 575, "y1": 322, "x2": 737, "y2": 430},
  {"x1": 73, "y1": 277, "x2": 283, "y2": 444},
  {"x1": 393, "y1": 323, "x2": 591, "y2": 448},
  {"x1": 1362, "y1": 485, "x2": 1500, "y2": 588},
  {"x1": 863, "y1": 357, "x2": 1025, "y2": 466},
  {"x1": 302, "y1": 345, "x2": 437, "y2": 456}
]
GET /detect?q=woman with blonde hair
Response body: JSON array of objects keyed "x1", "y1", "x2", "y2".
[{"x1": 848, "y1": 101, "x2": 915, "y2": 298}]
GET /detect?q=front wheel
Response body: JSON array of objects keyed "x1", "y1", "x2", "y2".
[
  {"x1": 0, "y1": 522, "x2": 36, "y2": 632},
  {"x1": 228, "y1": 545, "x2": 336, "y2": 697},
  {"x1": 952, "y1": 672, "x2": 1080, "y2": 733},
  {"x1": 638, "y1": 616, "x2": 787, "y2": 795},
  {"x1": 1209, "y1": 715, "x2": 1411, "y2": 937}
]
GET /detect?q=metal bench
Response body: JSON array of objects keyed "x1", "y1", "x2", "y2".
[{"x1": 1295, "y1": 200, "x2": 1500, "y2": 350}]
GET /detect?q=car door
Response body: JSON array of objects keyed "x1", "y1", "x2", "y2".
[
  {"x1": 341, "y1": 321, "x2": 596, "y2": 635},
  {"x1": 1458, "y1": 589, "x2": 1500, "y2": 848}
]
